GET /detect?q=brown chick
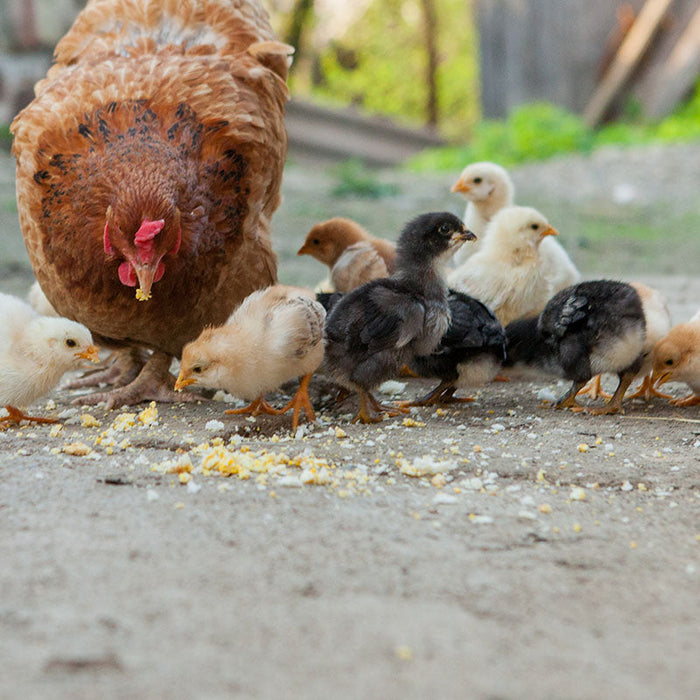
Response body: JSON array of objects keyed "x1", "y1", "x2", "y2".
[
  {"x1": 651, "y1": 311, "x2": 700, "y2": 407},
  {"x1": 330, "y1": 241, "x2": 389, "y2": 293},
  {"x1": 175, "y1": 285, "x2": 326, "y2": 432},
  {"x1": 298, "y1": 217, "x2": 396, "y2": 292}
]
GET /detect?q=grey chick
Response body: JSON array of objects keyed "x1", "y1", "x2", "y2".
[{"x1": 324, "y1": 212, "x2": 475, "y2": 423}]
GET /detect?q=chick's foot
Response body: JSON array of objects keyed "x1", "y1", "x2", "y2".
[
  {"x1": 576, "y1": 375, "x2": 611, "y2": 400},
  {"x1": 278, "y1": 374, "x2": 316, "y2": 432},
  {"x1": 66, "y1": 347, "x2": 149, "y2": 389},
  {"x1": 225, "y1": 396, "x2": 283, "y2": 417},
  {"x1": 1, "y1": 405, "x2": 58, "y2": 429},
  {"x1": 670, "y1": 394, "x2": 700, "y2": 407},
  {"x1": 351, "y1": 391, "x2": 410, "y2": 423},
  {"x1": 398, "y1": 381, "x2": 474, "y2": 407},
  {"x1": 72, "y1": 352, "x2": 198, "y2": 408},
  {"x1": 626, "y1": 374, "x2": 673, "y2": 401}
]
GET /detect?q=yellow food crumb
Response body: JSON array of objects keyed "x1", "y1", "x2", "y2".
[
  {"x1": 569, "y1": 487, "x2": 586, "y2": 501},
  {"x1": 473, "y1": 445, "x2": 482, "y2": 453},
  {"x1": 401, "y1": 417, "x2": 425, "y2": 428},
  {"x1": 453, "y1": 486, "x2": 461, "y2": 494},
  {"x1": 539, "y1": 503, "x2": 552, "y2": 514},
  {"x1": 178, "y1": 472, "x2": 191, "y2": 484},
  {"x1": 334, "y1": 427, "x2": 347, "y2": 439},
  {"x1": 395, "y1": 646, "x2": 413, "y2": 661},
  {"x1": 138, "y1": 402, "x2": 158, "y2": 426},
  {"x1": 431, "y1": 474, "x2": 446, "y2": 489},
  {"x1": 536, "y1": 469, "x2": 547, "y2": 482},
  {"x1": 49, "y1": 424, "x2": 63, "y2": 438},
  {"x1": 637, "y1": 483, "x2": 647, "y2": 492},
  {"x1": 174, "y1": 502, "x2": 185, "y2": 509},
  {"x1": 135, "y1": 287, "x2": 151, "y2": 301},
  {"x1": 578, "y1": 443, "x2": 590, "y2": 453},
  {"x1": 80, "y1": 414, "x2": 101, "y2": 428},
  {"x1": 573, "y1": 523, "x2": 582, "y2": 533},
  {"x1": 112, "y1": 413, "x2": 136, "y2": 432},
  {"x1": 630, "y1": 541, "x2": 637, "y2": 549},
  {"x1": 62, "y1": 442, "x2": 92, "y2": 456}
]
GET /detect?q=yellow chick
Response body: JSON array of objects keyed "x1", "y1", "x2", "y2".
[
  {"x1": 448, "y1": 206, "x2": 558, "y2": 326},
  {"x1": 175, "y1": 285, "x2": 326, "y2": 431},
  {"x1": 651, "y1": 311, "x2": 700, "y2": 407},
  {"x1": 1, "y1": 292, "x2": 99, "y2": 428}
]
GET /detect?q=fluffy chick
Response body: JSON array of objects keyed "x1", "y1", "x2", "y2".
[
  {"x1": 448, "y1": 206, "x2": 558, "y2": 325},
  {"x1": 402, "y1": 291, "x2": 506, "y2": 406},
  {"x1": 329, "y1": 241, "x2": 389, "y2": 293},
  {"x1": 506, "y1": 281, "x2": 646, "y2": 414},
  {"x1": 175, "y1": 285, "x2": 326, "y2": 432},
  {"x1": 1, "y1": 292, "x2": 99, "y2": 427},
  {"x1": 651, "y1": 312, "x2": 700, "y2": 407},
  {"x1": 28, "y1": 280, "x2": 59, "y2": 317},
  {"x1": 450, "y1": 161, "x2": 580, "y2": 291},
  {"x1": 298, "y1": 217, "x2": 397, "y2": 292},
  {"x1": 324, "y1": 212, "x2": 474, "y2": 423}
]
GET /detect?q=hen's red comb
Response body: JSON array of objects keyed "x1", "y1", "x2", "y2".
[{"x1": 134, "y1": 219, "x2": 165, "y2": 244}]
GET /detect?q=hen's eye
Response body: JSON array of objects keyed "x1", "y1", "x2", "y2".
[
  {"x1": 665, "y1": 358, "x2": 674, "y2": 366},
  {"x1": 473, "y1": 177, "x2": 482, "y2": 184},
  {"x1": 66, "y1": 339, "x2": 77, "y2": 348}
]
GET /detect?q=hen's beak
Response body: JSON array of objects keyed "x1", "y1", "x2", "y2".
[
  {"x1": 451, "y1": 178, "x2": 470, "y2": 194},
  {"x1": 133, "y1": 263, "x2": 157, "y2": 301},
  {"x1": 174, "y1": 373, "x2": 196, "y2": 391},
  {"x1": 541, "y1": 226, "x2": 559, "y2": 239},
  {"x1": 76, "y1": 345, "x2": 100, "y2": 363}
]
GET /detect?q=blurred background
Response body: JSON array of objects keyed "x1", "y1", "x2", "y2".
[{"x1": 0, "y1": 0, "x2": 699, "y2": 292}]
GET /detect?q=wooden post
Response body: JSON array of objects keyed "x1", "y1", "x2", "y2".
[{"x1": 583, "y1": 0, "x2": 675, "y2": 126}]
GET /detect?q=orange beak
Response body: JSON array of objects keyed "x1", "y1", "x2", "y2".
[
  {"x1": 297, "y1": 244, "x2": 311, "y2": 256},
  {"x1": 75, "y1": 345, "x2": 100, "y2": 363},
  {"x1": 174, "y1": 372, "x2": 196, "y2": 391},
  {"x1": 651, "y1": 369, "x2": 671, "y2": 386},
  {"x1": 451, "y1": 178, "x2": 470, "y2": 194},
  {"x1": 541, "y1": 226, "x2": 559, "y2": 239}
]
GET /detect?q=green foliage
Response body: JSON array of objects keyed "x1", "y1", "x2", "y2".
[
  {"x1": 407, "y1": 83, "x2": 700, "y2": 172},
  {"x1": 331, "y1": 159, "x2": 399, "y2": 199},
  {"x1": 300, "y1": 0, "x2": 479, "y2": 138},
  {"x1": 0, "y1": 124, "x2": 12, "y2": 152}
]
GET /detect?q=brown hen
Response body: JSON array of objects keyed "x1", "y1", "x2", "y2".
[{"x1": 11, "y1": 0, "x2": 291, "y2": 407}]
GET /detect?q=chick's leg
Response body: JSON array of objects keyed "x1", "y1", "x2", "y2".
[
  {"x1": 625, "y1": 373, "x2": 673, "y2": 401},
  {"x1": 586, "y1": 370, "x2": 636, "y2": 415},
  {"x1": 0, "y1": 405, "x2": 58, "y2": 429},
  {"x1": 73, "y1": 352, "x2": 200, "y2": 408},
  {"x1": 576, "y1": 374, "x2": 611, "y2": 400},
  {"x1": 670, "y1": 393, "x2": 700, "y2": 407},
  {"x1": 398, "y1": 380, "x2": 474, "y2": 407},
  {"x1": 225, "y1": 396, "x2": 283, "y2": 417},
  {"x1": 352, "y1": 390, "x2": 384, "y2": 424},
  {"x1": 278, "y1": 374, "x2": 316, "y2": 432},
  {"x1": 66, "y1": 347, "x2": 149, "y2": 390},
  {"x1": 554, "y1": 381, "x2": 588, "y2": 412}
]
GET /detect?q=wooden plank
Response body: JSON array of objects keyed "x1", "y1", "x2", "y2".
[
  {"x1": 644, "y1": 4, "x2": 700, "y2": 118},
  {"x1": 583, "y1": 0, "x2": 675, "y2": 126}
]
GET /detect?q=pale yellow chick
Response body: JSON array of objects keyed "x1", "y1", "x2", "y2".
[
  {"x1": 1, "y1": 292, "x2": 99, "y2": 428},
  {"x1": 450, "y1": 161, "x2": 580, "y2": 291},
  {"x1": 448, "y1": 206, "x2": 558, "y2": 326},
  {"x1": 651, "y1": 312, "x2": 700, "y2": 407},
  {"x1": 175, "y1": 285, "x2": 326, "y2": 431}
]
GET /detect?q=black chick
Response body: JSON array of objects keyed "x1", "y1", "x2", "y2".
[
  {"x1": 505, "y1": 280, "x2": 645, "y2": 414},
  {"x1": 403, "y1": 291, "x2": 506, "y2": 406},
  {"x1": 324, "y1": 212, "x2": 475, "y2": 423}
]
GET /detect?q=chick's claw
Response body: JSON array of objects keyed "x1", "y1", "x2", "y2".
[
  {"x1": 225, "y1": 396, "x2": 283, "y2": 417},
  {"x1": 1, "y1": 405, "x2": 59, "y2": 429}
]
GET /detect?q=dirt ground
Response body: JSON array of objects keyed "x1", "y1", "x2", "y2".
[{"x1": 1, "y1": 148, "x2": 699, "y2": 699}]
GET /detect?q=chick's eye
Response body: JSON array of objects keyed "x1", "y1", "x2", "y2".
[
  {"x1": 531, "y1": 223, "x2": 539, "y2": 230},
  {"x1": 438, "y1": 223, "x2": 451, "y2": 235},
  {"x1": 193, "y1": 366, "x2": 202, "y2": 374},
  {"x1": 66, "y1": 339, "x2": 77, "y2": 348},
  {"x1": 665, "y1": 358, "x2": 674, "y2": 366},
  {"x1": 473, "y1": 177, "x2": 482, "y2": 184},
  {"x1": 312, "y1": 238, "x2": 320, "y2": 245}
]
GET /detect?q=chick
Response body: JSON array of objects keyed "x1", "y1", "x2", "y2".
[
  {"x1": 28, "y1": 280, "x2": 59, "y2": 317},
  {"x1": 175, "y1": 285, "x2": 326, "y2": 432},
  {"x1": 330, "y1": 241, "x2": 390, "y2": 293},
  {"x1": 0, "y1": 292, "x2": 99, "y2": 427},
  {"x1": 651, "y1": 311, "x2": 700, "y2": 407},
  {"x1": 401, "y1": 291, "x2": 506, "y2": 406},
  {"x1": 506, "y1": 281, "x2": 646, "y2": 414},
  {"x1": 324, "y1": 212, "x2": 474, "y2": 423},
  {"x1": 297, "y1": 217, "x2": 397, "y2": 292},
  {"x1": 450, "y1": 161, "x2": 580, "y2": 291},
  {"x1": 448, "y1": 206, "x2": 558, "y2": 326}
]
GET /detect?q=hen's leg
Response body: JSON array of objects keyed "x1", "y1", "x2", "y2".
[
  {"x1": 73, "y1": 352, "x2": 199, "y2": 408},
  {"x1": 278, "y1": 374, "x2": 316, "y2": 432},
  {"x1": 66, "y1": 347, "x2": 148, "y2": 389},
  {"x1": 225, "y1": 396, "x2": 283, "y2": 417},
  {"x1": 0, "y1": 405, "x2": 58, "y2": 429}
]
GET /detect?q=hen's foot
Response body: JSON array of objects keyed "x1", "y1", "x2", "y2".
[
  {"x1": 670, "y1": 394, "x2": 700, "y2": 407},
  {"x1": 73, "y1": 352, "x2": 197, "y2": 408},
  {"x1": 225, "y1": 396, "x2": 283, "y2": 417},
  {"x1": 66, "y1": 347, "x2": 149, "y2": 389},
  {"x1": 1, "y1": 405, "x2": 59, "y2": 429},
  {"x1": 278, "y1": 374, "x2": 317, "y2": 432},
  {"x1": 626, "y1": 374, "x2": 673, "y2": 401}
]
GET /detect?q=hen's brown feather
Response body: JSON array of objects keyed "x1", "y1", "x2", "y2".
[{"x1": 12, "y1": 0, "x2": 290, "y2": 359}]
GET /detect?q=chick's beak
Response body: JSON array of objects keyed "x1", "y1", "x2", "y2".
[
  {"x1": 297, "y1": 244, "x2": 310, "y2": 256},
  {"x1": 174, "y1": 372, "x2": 196, "y2": 391},
  {"x1": 451, "y1": 178, "x2": 470, "y2": 194},
  {"x1": 451, "y1": 228, "x2": 477, "y2": 245},
  {"x1": 541, "y1": 226, "x2": 559, "y2": 239},
  {"x1": 75, "y1": 345, "x2": 100, "y2": 363},
  {"x1": 651, "y1": 369, "x2": 671, "y2": 386}
]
